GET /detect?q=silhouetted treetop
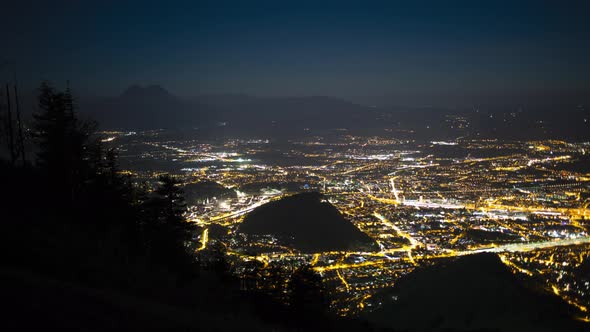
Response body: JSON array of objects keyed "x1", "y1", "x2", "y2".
[{"x1": 33, "y1": 81, "x2": 98, "y2": 198}]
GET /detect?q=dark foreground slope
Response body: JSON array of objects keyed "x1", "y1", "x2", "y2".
[
  {"x1": 367, "y1": 253, "x2": 587, "y2": 332},
  {"x1": 239, "y1": 192, "x2": 377, "y2": 253},
  {"x1": 1, "y1": 267, "x2": 373, "y2": 331},
  {"x1": 0, "y1": 268, "x2": 280, "y2": 331}
]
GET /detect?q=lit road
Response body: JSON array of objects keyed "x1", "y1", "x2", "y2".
[
  {"x1": 373, "y1": 212, "x2": 421, "y2": 248},
  {"x1": 197, "y1": 228, "x2": 209, "y2": 251},
  {"x1": 464, "y1": 236, "x2": 590, "y2": 254}
]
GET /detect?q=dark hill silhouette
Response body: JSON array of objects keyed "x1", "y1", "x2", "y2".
[
  {"x1": 84, "y1": 88, "x2": 378, "y2": 134},
  {"x1": 73, "y1": 84, "x2": 590, "y2": 142},
  {"x1": 239, "y1": 192, "x2": 377, "y2": 253},
  {"x1": 367, "y1": 253, "x2": 586, "y2": 331},
  {"x1": 79, "y1": 86, "x2": 590, "y2": 140},
  {"x1": 195, "y1": 94, "x2": 379, "y2": 136},
  {"x1": 86, "y1": 85, "x2": 215, "y2": 129}
]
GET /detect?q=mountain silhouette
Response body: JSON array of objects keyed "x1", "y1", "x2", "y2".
[
  {"x1": 239, "y1": 192, "x2": 377, "y2": 253},
  {"x1": 86, "y1": 85, "x2": 214, "y2": 129},
  {"x1": 195, "y1": 94, "x2": 376, "y2": 135},
  {"x1": 367, "y1": 253, "x2": 586, "y2": 331},
  {"x1": 84, "y1": 88, "x2": 377, "y2": 134},
  {"x1": 81, "y1": 86, "x2": 590, "y2": 140}
]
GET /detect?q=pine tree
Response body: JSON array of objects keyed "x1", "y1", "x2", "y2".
[
  {"x1": 144, "y1": 174, "x2": 198, "y2": 274},
  {"x1": 32, "y1": 81, "x2": 95, "y2": 199}
]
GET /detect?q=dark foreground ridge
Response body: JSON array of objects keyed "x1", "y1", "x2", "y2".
[
  {"x1": 367, "y1": 253, "x2": 587, "y2": 332},
  {"x1": 239, "y1": 192, "x2": 378, "y2": 253}
]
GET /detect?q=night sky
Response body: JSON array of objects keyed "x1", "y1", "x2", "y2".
[{"x1": 2, "y1": 0, "x2": 589, "y2": 104}]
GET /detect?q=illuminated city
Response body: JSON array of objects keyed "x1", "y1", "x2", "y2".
[{"x1": 103, "y1": 130, "x2": 590, "y2": 319}]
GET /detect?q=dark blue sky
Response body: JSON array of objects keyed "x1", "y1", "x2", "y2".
[{"x1": 2, "y1": 0, "x2": 589, "y2": 103}]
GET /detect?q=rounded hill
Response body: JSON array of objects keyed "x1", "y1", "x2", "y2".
[
  {"x1": 367, "y1": 253, "x2": 585, "y2": 331},
  {"x1": 239, "y1": 192, "x2": 377, "y2": 253}
]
